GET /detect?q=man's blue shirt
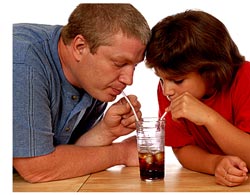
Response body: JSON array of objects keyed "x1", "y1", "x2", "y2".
[{"x1": 13, "y1": 23, "x2": 107, "y2": 157}]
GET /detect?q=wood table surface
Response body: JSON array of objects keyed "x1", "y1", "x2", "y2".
[{"x1": 13, "y1": 162, "x2": 250, "y2": 192}]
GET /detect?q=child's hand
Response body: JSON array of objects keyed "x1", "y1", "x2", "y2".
[
  {"x1": 214, "y1": 155, "x2": 248, "y2": 186},
  {"x1": 169, "y1": 92, "x2": 215, "y2": 126}
]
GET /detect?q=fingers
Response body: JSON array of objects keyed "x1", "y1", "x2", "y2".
[
  {"x1": 215, "y1": 157, "x2": 249, "y2": 187},
  {"x1": 120, "y1": 95, "x2": 141, "y2": 117},
  {"x1": 238, "y1": 161, "x2": 249, "y2": 173},
  {"x1": 113, "y1": 95, "x2": 142, "y2": 127},
  {"x1": 218, "y1": 167, "x2": 249, "y2": 187},
  {"x1": 112, "y1": 95, "x2": 140, "y2": 113},
  {"x1": 121, "y1": 110, "x2": 142, "y2": 127}
]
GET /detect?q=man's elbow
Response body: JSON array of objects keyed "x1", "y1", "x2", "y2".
[{"x1": 13, "y1": 157, "x2": 54, "y2": 183}]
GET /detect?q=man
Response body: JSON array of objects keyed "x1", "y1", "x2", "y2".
[{"x1": 13, "y1": 3, "x2": 150, "y2": 183}]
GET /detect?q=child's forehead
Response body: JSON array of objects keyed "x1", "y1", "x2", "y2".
[
  {"x1": 154, "y1": 68, "x2": 179, "y2": 79},
  {"x1": 154, "y1": 68, "x2": 196, "y2": 80}
]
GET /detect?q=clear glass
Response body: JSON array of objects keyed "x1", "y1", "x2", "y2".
[{"x1": 136, "y1": 117, "x2": 165, "y2": 181}]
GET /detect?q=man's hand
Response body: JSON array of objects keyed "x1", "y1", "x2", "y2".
[
  {"x1": 102, "y1": 94, "x2": 142, "y2": 138},
  {"x1": 75, "y1": 95, "x2": 142, "y2": 147}
]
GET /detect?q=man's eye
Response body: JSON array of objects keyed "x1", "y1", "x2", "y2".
[
  {"x1": 114, "y1": 63, "x2": 123, "y2": 67},
  {"x1": 114, "y1": 62, "x2": 127, "y2": 67},
  {"x1": 174, "y1": 79, "x2": 184, "y2": 84}
]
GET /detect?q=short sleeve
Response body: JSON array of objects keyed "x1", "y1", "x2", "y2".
[
  {"x1": 232, "y1": 62, "x2": 250, "y2": 133},
  {"x1": 13, "y1": 61, "x2": 55, "y2": 157}
]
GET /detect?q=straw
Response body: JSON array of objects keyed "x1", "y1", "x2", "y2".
[
  {"x1": 121, "y1": 91, "x2": 151, "y2": 153},
  {"x1": 160, "y1": 110, "x2": 168, "y2": 120},
  {"x1": 121, "y1": 91, "x2": 140, "y2": 122},
  {"x1": 121, "y1": 91, "x2": 157, "y2": 153}
]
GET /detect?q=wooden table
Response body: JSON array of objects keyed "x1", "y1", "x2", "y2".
[{"x1": 13, "y1": 161, "x2": 250, "y2": 192}]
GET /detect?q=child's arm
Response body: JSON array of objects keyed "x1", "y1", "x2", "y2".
[{"x1": 173, "y1": 145, "x2": 248, "y2": 187}]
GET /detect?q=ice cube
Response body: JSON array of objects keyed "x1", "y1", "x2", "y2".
[
  {"x1": 155, "y1": 152, "x2": 164, "y2": 163},
  {"x1": 145, "y1": 154, "x2": 153, "y2": 164}
]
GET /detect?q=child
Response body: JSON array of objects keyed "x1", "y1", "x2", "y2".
[{"x1": 145, "y1": 10, "x2": 250, "y2": 187}]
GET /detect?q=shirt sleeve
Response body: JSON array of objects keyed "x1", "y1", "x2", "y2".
[
  {"x1": 232, "y1": 62, "x2": 250, "y2": 133},
  {"x1": 13, "y1": 60, "x2": 55, "y2": 158}
]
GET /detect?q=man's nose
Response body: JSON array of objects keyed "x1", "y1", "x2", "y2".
[{"x1": 119, "y1": 65, "x2": 135, "y2": 85}]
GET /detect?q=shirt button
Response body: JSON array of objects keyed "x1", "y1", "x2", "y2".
[
  {"x1": 65, "y1": 127, "x2": 70, "y2": 131},
  {"x1": 71, "y1": 95, "x2": 78, "y2": 100}
]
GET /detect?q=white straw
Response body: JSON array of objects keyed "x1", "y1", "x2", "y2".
[
  {"x1": 122, "y1": 91, "x2": 151, "y2": 152},
  {"x1": 121, "y1": 91, "x2": 139, "y2": 122},
  {"x1": 160, "y1": 110, "x2": 168, "y2": 120}
]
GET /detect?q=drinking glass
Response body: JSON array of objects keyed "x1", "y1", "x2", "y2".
[{"x1": 136, "y1": 117, "x2": 165, "y2": 181}]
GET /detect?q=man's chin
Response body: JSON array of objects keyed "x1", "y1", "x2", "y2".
[{"x1": 97, "y1": 94, "x2": 117, "y2": 102}]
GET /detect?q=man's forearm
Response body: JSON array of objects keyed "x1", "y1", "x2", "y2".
[
  {"x1": 74, "y1": 121, "x2": 116, "y2": 146},
  {"x1": 13, "y1": 143, "x2": 125, "y2": 183}
]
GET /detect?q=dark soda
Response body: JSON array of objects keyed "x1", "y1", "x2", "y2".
[{"x1": 138, "y1": 151, "x2": 164, "y2": 181}]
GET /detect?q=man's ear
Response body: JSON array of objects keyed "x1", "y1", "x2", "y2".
[{"x1": 71, "y1": 34, "x2": 89, "y2": 61}]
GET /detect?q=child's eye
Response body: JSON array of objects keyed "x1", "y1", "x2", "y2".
[{"x1": 174, "y1": 79, "x2": 184, "y2": 84}]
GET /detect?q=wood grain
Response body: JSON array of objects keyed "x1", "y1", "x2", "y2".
[
  {"x1": 79, "y1": 164, "x2": 250, "y2": 192},
  {"x1": 13, "y1": 173, "x2": 90, "y2": 192},
  {"x1": 13, "y1": 149, "x2": 250, "y2": 192}
]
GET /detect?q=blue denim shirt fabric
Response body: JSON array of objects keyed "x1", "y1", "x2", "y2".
[{"x1": 13, "y1": 23, "x2": 107, "y2": 157}]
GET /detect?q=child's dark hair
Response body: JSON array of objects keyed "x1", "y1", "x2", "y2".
[{"x1": 145, "y1": 10, "x2": 245, "y2": 92}]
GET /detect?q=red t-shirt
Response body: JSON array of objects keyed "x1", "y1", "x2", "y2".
[{"x1": 158, "y1": 61, "x2": 250, "y2": 155}]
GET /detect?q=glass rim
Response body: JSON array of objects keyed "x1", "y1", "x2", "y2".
[{"x1": 138, "y1": 117, "x2": 165, "y2": 122}]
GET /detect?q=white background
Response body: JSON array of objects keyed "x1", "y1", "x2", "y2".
[{"x1": 1, "y1": 0, "x2": 250, "y2": 193}]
